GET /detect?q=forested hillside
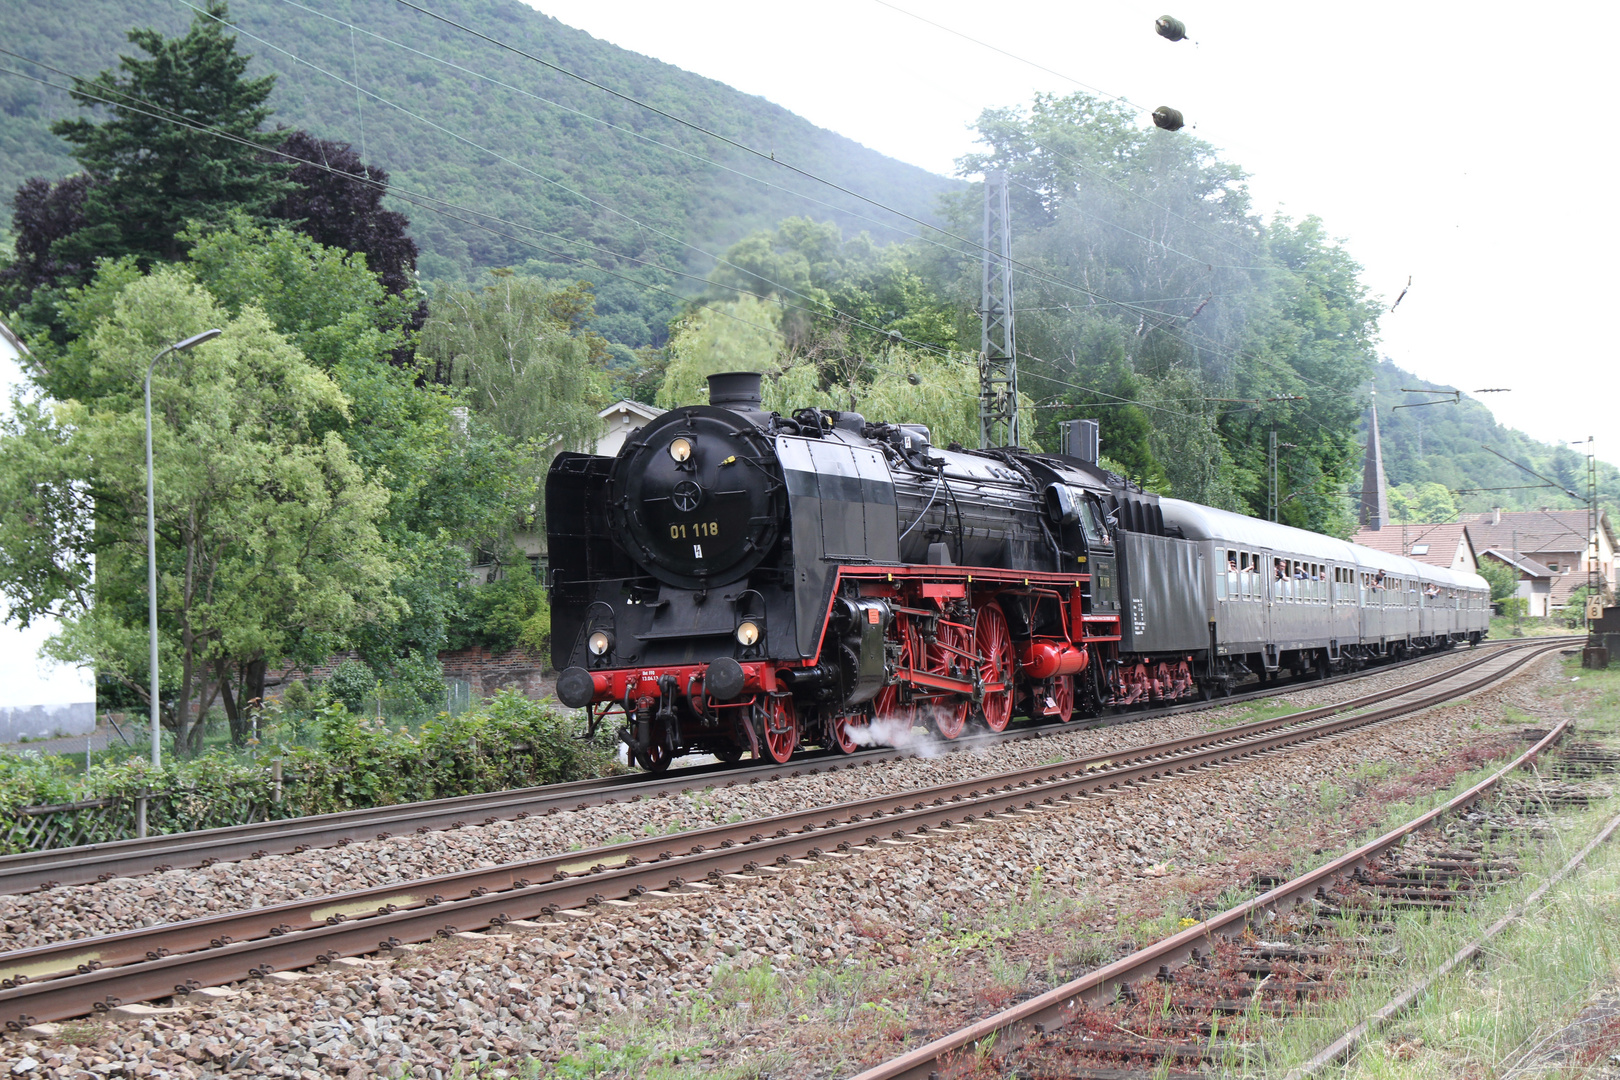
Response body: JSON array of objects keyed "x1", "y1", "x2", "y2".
[
  {"x1": 0, "y1": 0, "x2": 957, "y2": 346},
  {"x1": 1369, "y1": 359, "x2": 1619, "y2": 515},
  {"x1": 1, "y1": 1, "x2": 1612, "y2": 742},
  {"x1": 2, "y1": 2, "x2": 1608, "y2": 529}
]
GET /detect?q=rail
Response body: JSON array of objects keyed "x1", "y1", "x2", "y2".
[
  {"x1": 0, "y1": 640, "x2": 1564, "y2": 1026},
  {"x1": 0, "y1": 639, "x2": 1547, "y2": 894},
  {"x1": 848, "y1": 649, "x2": 1574, "y2": 1080}
]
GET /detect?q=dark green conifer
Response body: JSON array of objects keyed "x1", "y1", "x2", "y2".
[{"x1": 48, "y1": 1, "x2": 291, "y2": 272}]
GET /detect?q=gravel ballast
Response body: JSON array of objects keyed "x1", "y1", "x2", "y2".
[
  {"x1": 0, "y1": 649, "x2": 1568, "y2": 1078},
  {"x1": 0, "y1": 650, "x2": 1495, "y2": 952}
]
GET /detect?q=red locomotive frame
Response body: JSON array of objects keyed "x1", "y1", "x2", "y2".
[{"x1": 576, "y1": 562, "x2": 1199, "y2": 764}]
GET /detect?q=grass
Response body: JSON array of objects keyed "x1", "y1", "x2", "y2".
[
  {"x1": 1490, "y1": 613, "x2": 1587, "y2": 638},
  {"x1": 1207, "y1": 698, "x2": 1310, "y2": 730},
  {"x1": 1250, "y1": 655, "x2": 1620, "y2": 1077},
  {"x1": 532, "y1": 653, "x2": 1608, "y2": 1079}
]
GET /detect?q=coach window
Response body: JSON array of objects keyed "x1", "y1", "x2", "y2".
[{"x1": 1216, "y1": 552, "x2": 1228, "y2": 600}]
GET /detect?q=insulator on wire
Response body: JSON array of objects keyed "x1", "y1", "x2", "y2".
[
  {"x1": 1155, "y1": 16, "x2": 1188, "y2": 42},
  {"x1": 1152, "y1": 106, "x2": 1185, "y2": 132}
]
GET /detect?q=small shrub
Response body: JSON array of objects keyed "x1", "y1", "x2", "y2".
[
  {"x1": 0, "y1": 751, "x2": 77, "y2": 817},
  {"x1": 326, "y1": 659, "x2": 376, "y2": 714},
  {"x1": 385, "y1": 652, "x2": 446, "y2": 706},
  {"x1": 280, "y1": 680, "x2": 313, "y2": 716}
]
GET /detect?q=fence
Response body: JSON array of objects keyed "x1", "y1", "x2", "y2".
[{"x1": 2, "y1": 764, "x2": 298, "y2": 856}]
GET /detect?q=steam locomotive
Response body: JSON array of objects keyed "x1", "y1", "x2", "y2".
[{"x1": 548, "y1": 372, "x2": 1490, "y2": 773}]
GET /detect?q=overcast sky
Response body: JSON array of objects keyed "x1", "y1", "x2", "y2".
[{"x1": 526, "y1": 0, "x2": 1614, "y2": 463}]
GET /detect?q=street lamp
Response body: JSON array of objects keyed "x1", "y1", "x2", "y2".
[{"x1": 145, "y1": 329, "x2": 222, "y2": 771}]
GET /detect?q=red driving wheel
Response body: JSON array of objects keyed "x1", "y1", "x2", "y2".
[
  {"x1": 926, "y1": 617, "x2": 972, "y2": 740},
  {"x1": 975, "y1": 602, "x2": 1015, "y2": 733},
  {"x1": 1051, "y1": 674, "x2": 1075, "y2": 722},
  {"x1": 757, "y1": 694, "x2": 798, "y2": 764},
  {"x1": 829, "y1": 712, "x2": 865, "y2": 754}
]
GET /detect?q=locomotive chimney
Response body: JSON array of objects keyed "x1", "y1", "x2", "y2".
[{"x1": 707, "y1": 371, "x2": 764, "y2": 409}]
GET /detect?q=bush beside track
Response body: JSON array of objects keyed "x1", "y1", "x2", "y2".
[{"x1": 0, "y1": 692, "x2": 620, "y2": 854}]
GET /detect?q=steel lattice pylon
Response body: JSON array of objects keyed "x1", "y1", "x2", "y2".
[{"x1": 979, "y1": 171, "x2": 1019, "y2": 448}]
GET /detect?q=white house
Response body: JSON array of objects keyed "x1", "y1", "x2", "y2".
[
  {"x1": 588, "y1": 399, "x2": 665, "y2": 459},
  {"x1": 0, "y1": 321, "x2": 97, "y2": 742}
]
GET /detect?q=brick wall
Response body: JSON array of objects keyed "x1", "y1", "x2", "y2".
[
  {"x1": 439, "y1": 645, "x2": 553, "y2": 699},
  {"x1": 269, "y1": 647, "x2": 553, "y2": 702}
]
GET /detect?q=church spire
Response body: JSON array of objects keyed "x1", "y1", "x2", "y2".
[{"x1": 1359, "y1": 389, "x2": 1390, "y2": 530}]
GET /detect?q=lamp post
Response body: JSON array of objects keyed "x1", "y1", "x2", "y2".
[{"x1": 145, "y1": 329, "x2": 222, "y2": 771}]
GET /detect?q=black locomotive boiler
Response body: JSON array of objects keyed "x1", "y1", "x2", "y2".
[{"x1": 548, "y1": 371, "x2": 1490, "y2": 772}]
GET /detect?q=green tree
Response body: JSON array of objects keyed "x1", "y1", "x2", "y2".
[
  {"x1": 185, "y1": 216, "x2": 532, "y2": 672},
  {"x1": 1389, "y1": 481, "x2": 1459, "y2": 523},
  {"x1": 416, "y1": 272, "x2": 610, "y2": 655},
  {"x1": 48, "y1": 2, "x2": 290, "y2": 274},
  {"x1": 1477, "y1": 556, "x2": 1519, "y2": 603},
  {"x1": 943, "y1": 92, "x2": 1380, "y2": 531},
  {"x1": 419, "y1": 272, "x2": 609, "y2": 453},
  {"x1": 655, "y1": 295, "x2": 783, "y2": 408},
  {"x1": 181, "y1": 216, "x2": 544, "y2": 670},
  {"x1": 0, "y1": 265, "x2": 399, "y2": 752}
]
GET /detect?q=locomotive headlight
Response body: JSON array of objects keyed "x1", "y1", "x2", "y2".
[
  {"x1": 668, "y1": 437, "x2": 693, "y2": 463},
  {"x1": 735, "y1": 621, "x2": 761, "y2": 646},
  {"x1": 587, "y1": 630, "x2": 614, "y2": 656}
]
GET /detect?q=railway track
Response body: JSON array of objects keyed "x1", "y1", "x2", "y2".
[
  {"x1": 847, "y1": 641, "x2": 1586, "y2": 1080},
  {"x1": 0, "y1": 638, "x2": 1551, "y2": 896},
  {"x1": 0, "y1": 639, "x2": 1566, "y2": 1028}
]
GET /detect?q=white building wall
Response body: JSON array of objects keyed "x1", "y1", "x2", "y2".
[{"x1": 0, "y1": 326, "x2": 96, "y2": 741}]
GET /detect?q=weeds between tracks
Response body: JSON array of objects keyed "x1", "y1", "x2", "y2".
[{"x1": 535, "y1": 654, "x2": 1571, "y2": 1078}]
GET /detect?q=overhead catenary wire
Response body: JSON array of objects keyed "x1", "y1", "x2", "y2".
[
  {"x1": 272, "y1": 0, "x2": 933, "y2": 249},
  {"x1": 177, "y1": 5, "x2": 883, "y2": 332},
  {"x1": 387, "y1": 0, "x2": 1212, "y2": 333},
  {"x1": 0, "y1": 59, "x2": 786, "y2": 344},
  {"x1": 187, "y1": 2, "x2": 1256, "y2": 393},
  {"x1": 182, "y1": 3, "x2": 1217, "y2": 369},
  {"x1": 5, "y1": 36, "x2": 1293, "y2": 428},
  {"x1": 0, "y1": 55, "x2": 1059, "y2": 409},
  {"x1": 883, "y1": 1, "x2": 1366, "y2": 291},
  {"x1": 0, "y1": 47, "x2": 984, "y2": 363},
  {"x1": 303, "y1": 0, "x2": 1224, "y2": 356},
  {"x1": 870, "y1": 0, "x2": 1150, "y2": 116},
  {"x1": 288, "y1": 0, "x2": 1288, "y2": 375}
]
